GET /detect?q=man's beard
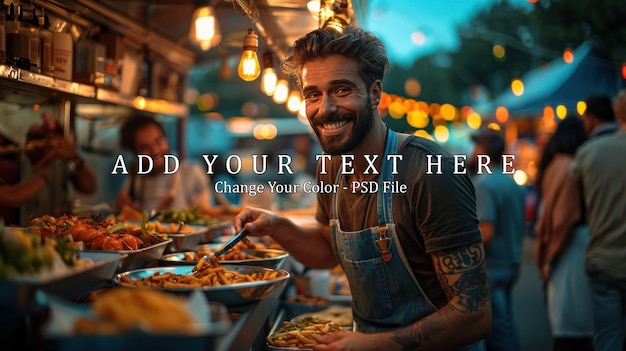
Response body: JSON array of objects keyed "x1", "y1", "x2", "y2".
[{"x1": 311, "y1": 104, "x2": 374, "y2": 155}]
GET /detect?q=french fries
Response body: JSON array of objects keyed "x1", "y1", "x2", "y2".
[
  {"x1": 266, "y1": 316, "x2": 344, "y2": 349},
  {"x1": 118, "y1": 260, "x2": 280, "y2": 288}
]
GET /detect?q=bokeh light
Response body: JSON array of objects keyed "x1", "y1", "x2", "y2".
[
  {"x1": 495, "y1": 106, "x2": 509, "y2": 123},
  {"x1": 563, "y1": 48, "x2": 574, "y2": 64},
  {"x1": 492, "y1": 44, "x2": 506, "y2": 60},
  {"x1": 556, "y1": 105, "x2": 567, "y2": 119},
  {"x1": 577, "y1": 101, "x2": 586, "y2": 116},
  {"x1": 511, "y1": 79, "x2": 524, "y2": 96},
  {"x1": 404, "y1": 78, "x2": 422, "y2": 97}
]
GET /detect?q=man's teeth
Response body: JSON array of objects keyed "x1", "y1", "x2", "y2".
[{"x1": 323, "y1": 121, "x2": 348, "y2": 130}]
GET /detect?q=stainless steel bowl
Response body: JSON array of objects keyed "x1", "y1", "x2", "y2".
[
  {"x1": 163, "y1": 225, "x2": 207, "y2": 253},
  {"x1": 200, "y1": 220, "x2": 234, "y2": 243},
  {"x1": 0, "y1": 251, "x2": 126, "y2": 311},
  {"x1": 113, "y1": 265, "x2": 290, "y2": 307},
  {"x1": 159, "y1": 248, "x2": 289, "y2": 269}
]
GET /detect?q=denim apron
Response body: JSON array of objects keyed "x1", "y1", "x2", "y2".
[{"x1": 329, "y1": 128, "x2": 485, "y2": 350}]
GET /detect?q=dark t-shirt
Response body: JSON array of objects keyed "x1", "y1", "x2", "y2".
[{"x1": 315, "y1": 135, "x2": 482, "y2": 307}]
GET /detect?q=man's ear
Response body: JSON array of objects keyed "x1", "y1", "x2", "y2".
[{"x1": 370, "y1": 80, "x2": 382, "y2": 109}]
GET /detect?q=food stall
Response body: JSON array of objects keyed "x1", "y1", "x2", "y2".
[
  {"x1": 1, "y1": 212, "x2": 344, "y2": 351},
  {"x1": 0, "y1": 1, "x2": 357, "y2": 349}
]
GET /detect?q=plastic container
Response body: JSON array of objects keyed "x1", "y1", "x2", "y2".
[{"x1": 52, "y1": 29, "x2": 72, "y2": 80}]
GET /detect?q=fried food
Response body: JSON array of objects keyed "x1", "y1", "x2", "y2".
[
  {"x1": 118, "y1": 260, "x2": 280, "y2": 288},
  {"x1": 266, "y1": 316, "x2": 344, "y2": 348},
  {"x1": 73, "y1": 287, "x2": 199, "y2": 334}
]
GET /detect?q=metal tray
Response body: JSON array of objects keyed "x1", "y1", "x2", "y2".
[
  {"x1": 84, "y1": 239, "x2": 172, "y2": 272},
  {"x1": 201, "y1": 220, "x2": 234, "y2": 243},
  {"x1": 113, "y1": 265, "x2": 290, "y2": 307},
  {"x1": 44, "y1": 299, "x2": 231, "y2": 351},
  {"x1": 164, "y1": 225, "x2": 207, "y2": 253},
  {"x1": 0, "y1": 251, "x2": 126, "y2": 311},
  {"x1": 266, "y1": 345, "x2": 314, "y2": 351},
  {"x1": 159, "y1": 248, "x2": 289, "y2": 269},
  {"x1": 265, "y1": 311, "x2": 353, "y2": 351}
]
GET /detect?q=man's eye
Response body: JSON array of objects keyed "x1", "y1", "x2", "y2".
[
  {"x1": 305, "y1": 92, "x2": 320, "y2": 101},
  {"x1": 335, "y1": 87, "x2": 351, "y2": 96}
]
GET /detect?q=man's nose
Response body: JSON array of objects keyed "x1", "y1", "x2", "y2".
[{"x1": 318, "y1": 94, "x2": 338, "y2": 117}]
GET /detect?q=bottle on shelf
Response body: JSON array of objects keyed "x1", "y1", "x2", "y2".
[
  {"x1": 18, "y1": 0, "x2": 39, "y2": 73},
  {"x1": 51, "y1": 17, "x2": 72, "y2": 81},
  {"x1": 1, "y1": 2, "x2": 6, "y2": 64},
  {"x1": 5, "y1": 1, "x2": 31, "y2": 70},
  {"x1": 37, "y1": 6, "x2": 53, "y2": 76},
  {"x1": 74, "y1": 27, "x2": 105, "y2": 85}
]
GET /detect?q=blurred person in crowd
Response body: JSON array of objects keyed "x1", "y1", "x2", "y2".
[
  {"x1": 534, "y1": 116, "x2": 593, "y2": 351},
  {"x1": 571, "y1": 89, "x2": 626, "y2": 351},
  {"x1": 0, "y1": 113, "x2": 97, "y2": 225},
  {"x1": 582, "y1": 94, "x2": 618, "y2": 139},
  {"x1": 209, "y1": 155, "x2": 241, "y2": 206},
  {"x1": 280, "y1": 134, "x2": 322, "y2": 211},
  {"x1": 234, "y1": 26, "x2": 490, "y2": 351},
  {"x1": 115, "y1": 114, "x2": 232, "y2": 217},
  {"x1": 469, "y1": 128, "x2": 526, "y2": 351}
]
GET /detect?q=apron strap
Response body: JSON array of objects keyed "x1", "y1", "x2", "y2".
[{"x1": 377, "y1": 126, "x2": 398, "y2": 226}]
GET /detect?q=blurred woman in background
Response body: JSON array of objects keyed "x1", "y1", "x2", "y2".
[{"x1": 534, "y1": 116, "x2": 593, "y2": 351}]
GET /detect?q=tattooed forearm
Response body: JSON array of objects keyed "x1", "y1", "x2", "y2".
[
  {"x1": 389, "y1": 244, "x2": 491, "y2": 350},
  {"x1": 436, "y1": 243, "x2": 489, "y2": 312},
  {"x1": 391, "y1": 305, "x2": 456, "y2": 350}
]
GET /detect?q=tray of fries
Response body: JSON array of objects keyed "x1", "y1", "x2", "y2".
[
  {"x1": 159, "y1": 248, "x2": 289, "y2": 269},
  {"x1": 265, "y1": 316, "x2": 346, "y2": 350},
  {"x1": 113, "y1": 264, "x2": 290, "y2": 306}
]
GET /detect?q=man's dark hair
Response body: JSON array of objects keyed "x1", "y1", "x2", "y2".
[
  {"x1": 585, "y1": 94, "x2": 615, "y2": 122},
  {"x1": 281, "y1": 26, "x2": 390, "y2": 91},
  {"x1": 119, "y1": 115, "x2": 166, "y2": 153}
]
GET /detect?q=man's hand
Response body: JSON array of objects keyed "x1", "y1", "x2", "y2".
[
  {"x1": 233, "y1": 206, "x2": 281, "y2": 238},
  {"x1": 313, "y1": 331, "x2": 387, "y2": 351}
]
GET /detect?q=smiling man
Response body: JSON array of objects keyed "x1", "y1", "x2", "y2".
[{"x1": 234, "y1": 26, "x2": 491, "y2": 351}]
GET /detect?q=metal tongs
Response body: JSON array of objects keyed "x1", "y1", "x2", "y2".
[
  {"x1": 210, "y1": 227, "x2": 250, "y2": 260},
  {"x1": 192, "y1": 228, "x2": 249, "y2": 274}
]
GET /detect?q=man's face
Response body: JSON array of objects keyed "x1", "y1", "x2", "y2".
[
  {"x1": 133, "y1": 124, "x2": 169, "y2": 170},
  {"x1": 301, "y1": 55, "x2": 374, "y2": 155}
]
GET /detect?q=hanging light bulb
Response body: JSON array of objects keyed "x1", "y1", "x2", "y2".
[
  {"x1": 273, "y1": 78, "x2": 290, "y2": 104},
  {"x1": 189, "y1": 6, "x2": 222, "y2": 51},
  {"x1": 260, "y1": 52, "x2": 277, "y2": 96},
  {"x1": 238, "y1": 29, "x2": 261, "y2": 81},
  {"x1": 287, "y1": 90, "x2": 302, "y2": 113},
  {"x1": 307, "y1": 0, "x2": 321, "y2": 18}
]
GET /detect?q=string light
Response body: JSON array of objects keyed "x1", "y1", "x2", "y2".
[
  {"x1": 238, "y1": 28, "x2": 261, "y2": 81},
  {"x1": 260, "y1": 52, "x2": 277, "y2": 95},
  {"x1": 189, "y1": 6, "x2": 221, "y2": 51},
  {"x1": 273, "y1": 78, "x2": 289, "y2": 104},
  {"x1": 286, "y1": 90, "x2": 302, "y2": 112}
]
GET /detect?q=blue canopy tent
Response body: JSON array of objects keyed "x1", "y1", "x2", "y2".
[{"x1": 474, "y1": 42, "x2": 625, "y2": 119}]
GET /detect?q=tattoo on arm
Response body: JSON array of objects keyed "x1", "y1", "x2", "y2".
[
  {"x1": 390, "y1": 243, "x2": 489, "y2": 350},
  {"x1": 436, "y1": 243, "x2": 489, "y2": 312}
]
